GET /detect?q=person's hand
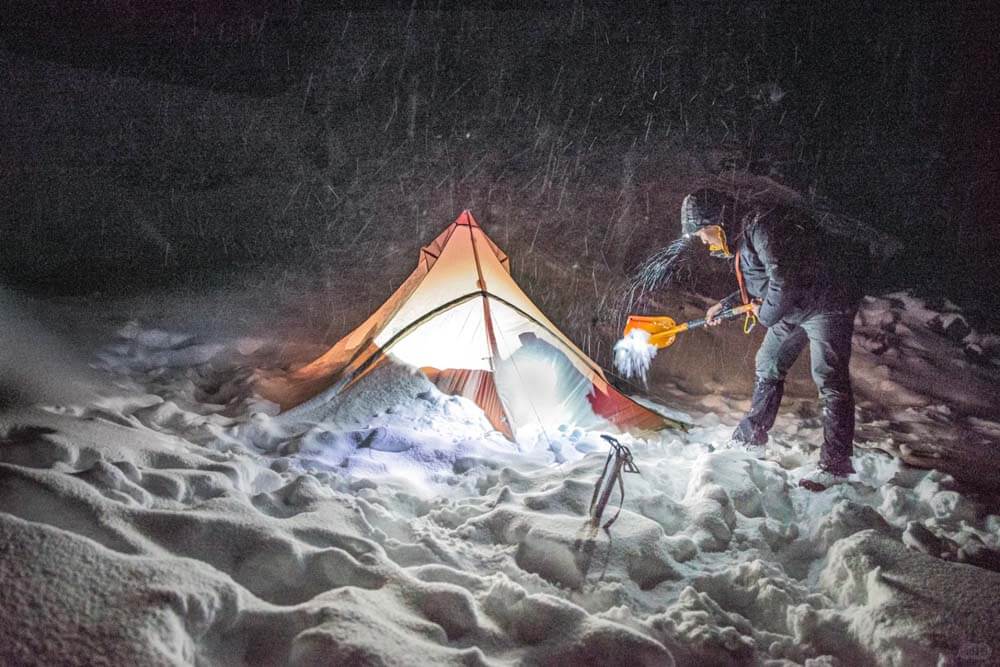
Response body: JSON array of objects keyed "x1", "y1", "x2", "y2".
[
  {"x1": 706, "y1": 302, "x2": 725, "y2": 326},
  {"x1": 750, "y1": 300, "x2": 761, "y2": 317}
]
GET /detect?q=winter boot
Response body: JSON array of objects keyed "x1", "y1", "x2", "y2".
[
  {"x1": 798, "y1": 462, "x2": 854, "y2": 492},
  {"x1": 818, "y1": 393, "x2": 855, "y2": 472}
]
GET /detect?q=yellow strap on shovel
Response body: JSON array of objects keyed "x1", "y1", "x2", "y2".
[{"x1": 624, "y1": 303, "x2": 755, "y2": 349}]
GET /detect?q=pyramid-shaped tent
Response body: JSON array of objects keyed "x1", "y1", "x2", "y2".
[{"x1": 261, "y1": 211, "x2": 685, "y2": 438}]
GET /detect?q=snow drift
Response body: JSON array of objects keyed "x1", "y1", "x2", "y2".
[{"x1": 1, "y1": 290, "x2": 999, "y2": 665}]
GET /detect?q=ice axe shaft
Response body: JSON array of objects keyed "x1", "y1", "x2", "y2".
[
  {"x1": 624, "y1": 303, "x2": 755, "y2": 349},
  {"x1": 589, "y1": 435, "x2": 639, "y2": 530}
]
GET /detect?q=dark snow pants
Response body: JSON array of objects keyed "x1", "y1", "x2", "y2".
[{"x1": 732, "y1": 307, "x2": 858, "y2": 473}]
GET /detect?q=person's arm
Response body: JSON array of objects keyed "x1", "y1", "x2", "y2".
[
  {"x1": 753, "y1": 228, "x2": 795, "y2": 327},
  {"x1": 718, "y1": 291, "x2": 743, "y2": 311},
  {"x1": 706, "y1": 291, "x2": 745, "y2": 325}
]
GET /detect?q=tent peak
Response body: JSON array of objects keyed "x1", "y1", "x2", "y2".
[{"x1": 454, "y1": 210, "x2": 480, "y2": 227}]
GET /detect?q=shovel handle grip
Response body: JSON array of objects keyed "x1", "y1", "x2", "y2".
[{"x1": 685, "y1": 303, "x2": 754, "y2": 332}]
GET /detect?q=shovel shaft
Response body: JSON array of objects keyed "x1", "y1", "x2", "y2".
[
  {"x1": 624, "y1": 303, "x2": 754, "y2": 349},
  {"x1": 682, "y1": 303, "x2": 754, "y2": 332}
]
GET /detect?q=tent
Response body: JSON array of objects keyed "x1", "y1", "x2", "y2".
[{"x1": 260, "y1": 210, "x2": 686, "y2": 439}]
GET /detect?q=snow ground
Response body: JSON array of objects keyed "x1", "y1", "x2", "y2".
[{"x1": 1, "y1": 291, "x2": 999, "y2": 666}]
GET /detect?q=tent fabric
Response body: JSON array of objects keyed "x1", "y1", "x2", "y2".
[
  {"x1": 259, "y1": 210, "x2": 686, "y2": 437},
  {"x1": 424, "y1": 367, "x2": 508, "y2": 435}
]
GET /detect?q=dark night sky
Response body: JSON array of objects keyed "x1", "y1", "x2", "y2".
[{"x1": 1, "y1": 1, "x2": 998, "y2": 315}]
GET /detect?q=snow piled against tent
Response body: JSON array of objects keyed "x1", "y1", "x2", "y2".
[{"x1": 1, "y1": 291, "x2": 1000, "y2": 665}]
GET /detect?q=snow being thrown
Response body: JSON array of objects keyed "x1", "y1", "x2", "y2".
[{"x1": 613, "y1": 327, "x2": 659, "y2": 383}]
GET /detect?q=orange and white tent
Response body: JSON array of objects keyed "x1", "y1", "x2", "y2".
[{"x1": 261, "y1": 210, "x2": 685, "y2": 439}]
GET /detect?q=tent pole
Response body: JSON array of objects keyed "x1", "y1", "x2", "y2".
[{"x1": 467, "y1": 223, "x2": 518, "y2": 437}]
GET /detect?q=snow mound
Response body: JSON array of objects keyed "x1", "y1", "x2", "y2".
[
  {"x1": 2, "y1": 291, "x2": 1000, "y2": 665},
  {"x1": 819, "y1": 528, "x2": 1000, "y2": 664},
  {"x1": 851, "y1": 291, "x2": 1000, "y2": 487}
]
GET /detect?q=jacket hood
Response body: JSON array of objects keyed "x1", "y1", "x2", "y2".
[{"x1": 681, "y1": 188, "x2": 741, "y2": 238}]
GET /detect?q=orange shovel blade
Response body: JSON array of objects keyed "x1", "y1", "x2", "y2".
[
  {"x1": 623, "y1": 315, "x2": 683, "y2": 349},
  {"x1": 624, "y1": 315, "x2": 677, "y2": 335}
]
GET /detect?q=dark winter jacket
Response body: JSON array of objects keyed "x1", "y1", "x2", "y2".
[{"x1": 719, "y1": 205, "x2": 863, "y2": 327}]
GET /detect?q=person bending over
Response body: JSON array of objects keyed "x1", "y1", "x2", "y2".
[{"x1": 680, "y1": 188, "x2": 863, "y2": 491}]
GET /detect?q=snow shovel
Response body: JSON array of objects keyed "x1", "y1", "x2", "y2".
[{"x1": 623, "y1": 303, "x2": 756, "y2": 349}]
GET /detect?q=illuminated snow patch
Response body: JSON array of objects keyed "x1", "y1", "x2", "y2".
[{"x1": 614, "y1": 328, "x2": 658, "y2": 382}]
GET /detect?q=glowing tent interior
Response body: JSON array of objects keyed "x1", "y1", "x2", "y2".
[{"x1": 259, "y1": 210, "x2": 686, "y2": 439}]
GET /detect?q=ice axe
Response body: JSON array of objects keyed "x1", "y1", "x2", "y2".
[
  {"x1": 588, "y1": 435, "x2": 639, "y2": 530},
  {"x1": 623, "y1": 303, "x2": 756, "y2": 349}
]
